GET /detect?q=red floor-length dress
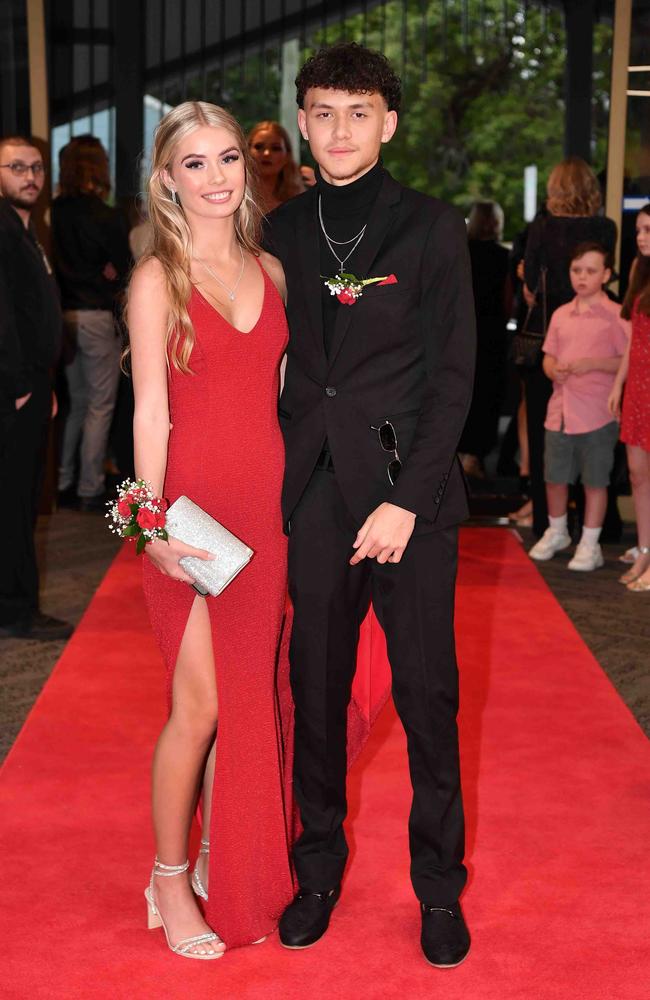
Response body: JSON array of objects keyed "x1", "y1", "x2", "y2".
[
  {"x1": 620, "y1": 303, "x2": 650, "y2": 452},
  {"x1": 143, "y1": 261, "x2": 294, "y2": 949}
]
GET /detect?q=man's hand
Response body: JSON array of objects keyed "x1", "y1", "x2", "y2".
[
  {"x1": 350, "y1": 502, "x2": 416, "y2": 566},
  {"x1": 15, "y1": 392, "x2": 32, "y2": 410}
]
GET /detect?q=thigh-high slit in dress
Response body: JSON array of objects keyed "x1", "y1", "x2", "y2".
[{"x1": 143, "y1": 261, "x2": 294, "y2": 949}]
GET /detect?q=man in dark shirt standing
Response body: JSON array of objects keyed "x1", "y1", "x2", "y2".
[{"x1": 0, "y1": 135, "x2": 72, "y2": 641}]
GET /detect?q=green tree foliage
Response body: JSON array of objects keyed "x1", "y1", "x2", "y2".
[
  {"x1": 305, "y1": 1, "x2": 612, "y2": 239},
  {"x1": 152, "y1": 1, "x2": 612, "y2": 241},
  {"x1": 160, "y1": 48, "x2": 283, "y2": 139}
]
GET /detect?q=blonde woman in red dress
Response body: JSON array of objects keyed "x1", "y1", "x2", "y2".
[
  {"x1": 127, "y1": 101, "x2": 293, "y2": 958},
  {"x1": 609, "y1": 204, "x2": 650, "y2": 591}
]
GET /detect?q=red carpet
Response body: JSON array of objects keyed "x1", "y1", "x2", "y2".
[{"x1": 1, "y1": 528, "x2": 649, "y2": 999}]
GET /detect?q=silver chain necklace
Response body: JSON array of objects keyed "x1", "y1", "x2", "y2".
[
  {"x1": 193, "y1": 244, "x2": 245, "y2": 301},
  {"x1": 318, "y1": 195, "x2": 367, "y2": 274}
]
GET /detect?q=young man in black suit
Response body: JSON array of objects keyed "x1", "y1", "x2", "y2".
[{"x1": 265, "y1": 43, "x2": 475, "y2": 967}]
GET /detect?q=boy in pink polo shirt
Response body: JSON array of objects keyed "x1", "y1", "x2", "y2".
[{"x1": 529, "y1": 242, "x2": 630, "y2": 570}]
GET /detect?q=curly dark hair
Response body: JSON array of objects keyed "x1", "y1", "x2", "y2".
[{"x1": 295, "y1": 42, "x2": 401, "y2": 112}]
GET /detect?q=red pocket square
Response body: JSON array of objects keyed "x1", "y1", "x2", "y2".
[{"x1": 377, "y1": 274, "x2": 398, "y2": 286}]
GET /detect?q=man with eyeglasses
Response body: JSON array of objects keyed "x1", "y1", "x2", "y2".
[
  {"x1": 0, "y1": 135, "x2": 72, "y2": 641},
  {"x1": 265, "y1": 44, "x2": 476, "y2": 967}
]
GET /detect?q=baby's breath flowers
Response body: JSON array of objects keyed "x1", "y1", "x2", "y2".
[
  {"x1": 322, "y1": 271, "x2": 398, "y2": 305},
  {"x1": 106, "y1": 479, "x2": 168, "y2": 554}
]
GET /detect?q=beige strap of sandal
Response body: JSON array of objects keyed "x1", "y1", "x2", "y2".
[
  {"x1": 191, "y1": 839, "x2": 210, "y2": 901},
  {"x1": 145, "y1": 857, "x2": 223, "y2": 959}
]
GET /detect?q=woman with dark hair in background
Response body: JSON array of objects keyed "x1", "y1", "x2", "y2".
[
  {"x1": 52, "y1": 137, "x2": 131, "y2": 510},
  {"x1": 458, "y1": 200, "x2": 511, "y2": 479},
  {"x1": 523, "y1": 157, "x2": 617, "y2": 537},
  {"x1": 248, "y1": 120, "x2": 305, "y2": 213}
]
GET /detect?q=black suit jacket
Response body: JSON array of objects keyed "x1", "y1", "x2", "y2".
[
  {"x1": 0, "y1": 199, "x2": 61, "y2": 415},
  {"x1": 265, "y1": 169, "x2": 476, "y2": 533}
]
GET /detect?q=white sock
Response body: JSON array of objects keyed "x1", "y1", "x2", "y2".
[
  {"x1": 549, "y1": 514, "x2": 568, "y2": 535},
  {"x1": 581, "y1": 525, "x2": 601, "y2": 548}
]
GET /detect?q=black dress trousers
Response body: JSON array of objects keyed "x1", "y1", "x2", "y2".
[
  {"x1": 0, "y1": 372, "x2": 51, "y2": 626},
  {"x1": 288, "y1": 464, "x2": 467, "y2": 906}
]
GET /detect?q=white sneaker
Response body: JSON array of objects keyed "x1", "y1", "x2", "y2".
[
  {"x1": 568, "y1": 542, "x2": 604, "y2": 572},
  {"x1": 529, "y1": 527, "x2": 572, "y2": 561}
]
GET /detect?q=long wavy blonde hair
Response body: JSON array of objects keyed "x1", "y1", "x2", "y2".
[
  {"x1": 130, "y1": 101, "x2": 262, "y2": 373},
  {"x1": 546, "y1": 157, "x2": 602, "y2": 218}
]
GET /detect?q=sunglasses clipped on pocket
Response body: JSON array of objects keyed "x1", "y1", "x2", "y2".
[{"x1": 371, "y1": 419, "x2": 402, "y2": 485}]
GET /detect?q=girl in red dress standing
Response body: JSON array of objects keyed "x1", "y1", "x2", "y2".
[
  {"x1": 609, "y1": 204, "x2": 650, "y2": 591},
  {"x1": 127, "y1": 102, "x2": 293, "y2": 957}
]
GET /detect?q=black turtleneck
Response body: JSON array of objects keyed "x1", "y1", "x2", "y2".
[{"x1": 317, "y1": 159, "x2": 385, "y2": 357}]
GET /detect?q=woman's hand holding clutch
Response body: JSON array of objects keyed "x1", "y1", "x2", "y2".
[{"x1": 146, "y1": 534, "x2": 215, "y2": 584}]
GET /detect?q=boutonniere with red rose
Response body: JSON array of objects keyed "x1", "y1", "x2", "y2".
[
  {"x1": 106, "y1": 478, "x2": 168, "y2": 554},
  {"x1": 322, "y1": 271, "x2": 398, "y2": 306}
]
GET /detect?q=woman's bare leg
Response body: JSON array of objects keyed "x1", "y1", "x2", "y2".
[
  {"x1": 150, "y1": 595, "x2": 225, "y2": 955},
  {"x1": 627, "y1": 446, "x2": 650, "y2": 581},
  {"x1": 195, "y1": 741, "x2": 216, "y2": 893}
]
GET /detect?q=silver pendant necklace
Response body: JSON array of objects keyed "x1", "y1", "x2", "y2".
[
  {"x1": 193, "y1": 244, "x2": 245, "y2": 301},
  {"x1": 318, "y1": 195, "x2": 367, "y2": 274}
]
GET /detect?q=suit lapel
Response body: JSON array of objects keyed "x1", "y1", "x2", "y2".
[
  {"x1": 326, "y1": 172, "x2": 402, "y2": 370},
  {"x1": 296, "y1": 188, "x2": 327, "y2": 363}
]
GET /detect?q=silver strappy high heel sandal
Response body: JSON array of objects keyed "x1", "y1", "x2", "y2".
[
  {"x1": 620, "y1": 545, "x2": 650, "y2": 584},
  {"x1": 191, "y1": 839, "x2": 210, "y2": 901},
  {"x1": 144, "y1": 858, "x2": 224, "y2": 959}
]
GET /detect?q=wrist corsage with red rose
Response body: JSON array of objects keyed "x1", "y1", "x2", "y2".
[
  {"x1": 106, "y1": 478, "x2": 168, "y2": 554},
  {"x1": 323, "y1": 271, "x2": 398, "y2": 305}
]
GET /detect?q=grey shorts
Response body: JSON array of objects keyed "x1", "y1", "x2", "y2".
[{"x1": 544, "y1": 421, "x2": 619, "y2": 488}]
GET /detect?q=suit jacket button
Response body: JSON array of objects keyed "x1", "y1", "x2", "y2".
[
  {"x1": 325, "y1": 386, "x2": 337, "y2": 397},
  {"x1": 434, "y1": 497, "x2": 441, "y2": 504}
]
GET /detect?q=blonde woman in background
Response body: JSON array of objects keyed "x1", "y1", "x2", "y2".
[
  {"x1": 127, "y1": 101, "x2": 293, "y2": 958},
  {"x1": 248, "y1": 120, "x2": 305, "y2": 212}
]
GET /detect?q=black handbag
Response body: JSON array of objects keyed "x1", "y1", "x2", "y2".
[{"x1": 512, "y1": 264, "x2": 548, "y2": 369}]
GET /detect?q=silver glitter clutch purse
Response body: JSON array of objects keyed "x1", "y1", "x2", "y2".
[{"x1": 165, "y1": 496, "x2": 254, "y2": 597}]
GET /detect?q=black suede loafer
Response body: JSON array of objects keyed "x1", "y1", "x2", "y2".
[
  {"x1": 279, "y1": 886, "x2": 341, "y2": 949},
  {"x1": 421, "y1": 901, "x2": 471, "y2": 968}
]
